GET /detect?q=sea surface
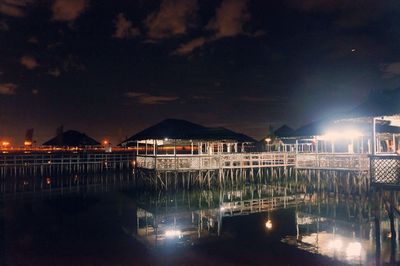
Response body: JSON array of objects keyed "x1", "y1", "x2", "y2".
[{"x1": 1, "y1": 172, "x2": 399, "y2": 265}]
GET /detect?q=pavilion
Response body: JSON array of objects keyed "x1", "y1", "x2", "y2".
[
  {"x1": 119, "y1": 119, "x2": 256, "y2": 156},
  {"x1": 43, "y1": 130, "x2": 101, "y2": 149}
]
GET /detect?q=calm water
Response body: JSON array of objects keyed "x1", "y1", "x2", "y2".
[{"x1": 1, "y1": 172, "x2": 399, "y2": 265}]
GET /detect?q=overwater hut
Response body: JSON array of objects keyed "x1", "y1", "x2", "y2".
[
  {"x1": 278, "y1": 88, "x2": 400, "y2": 155},
  {"x1": 260, "y1": 125, "x2": 294, "y2": 151},
  {"x1": 119, "y1": 118, "x2": 256, "y2": 155},
  {"x1": 43, "y1": 130, "x2": 101, "y2": 149}
]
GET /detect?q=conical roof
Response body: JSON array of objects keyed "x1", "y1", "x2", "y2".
[
  {"x1": 119, "y1": 119, "x2": 256, "y2": 145},
  {"x1": 43, "y1": 130, "x2": 101, "y2": 147},
  {"x1": 274, "y1": 125, "x2": 294, "y2": 138}
]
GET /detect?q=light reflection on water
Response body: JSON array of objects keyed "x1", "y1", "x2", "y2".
[{"x1": 2, "y1": 171, "x2": 400, "y2": 265}]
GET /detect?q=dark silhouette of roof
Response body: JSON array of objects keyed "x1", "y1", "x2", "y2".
[
  {"x1": 290, "y1": 120, "x2": 327, "y2": 138},
  {"x1": 43, "y1": 130, "x2": 101, "y2": 147},
  {"x1": 286, "y1": 88, "x2": 400, "y2": 138},
  {"x1": 119, "y1": 119, "x2": 256, "y2": 145},
  {"x1": 274, "y1": 125, "x2": 294, "y2": 138},
  {"x1": 345, "y1": 87, "x2": 400, "y2": 118}
]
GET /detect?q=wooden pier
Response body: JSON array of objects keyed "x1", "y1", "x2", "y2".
[
  {"x1": 296, "y1": 153, "x2": 370, "y2": 171},
  {"x1": 0, "y1": 151, "x2": 134, "y2": 177},
  {"x1": 136, "y1": 152, "x2": 296, "y2": 171}
]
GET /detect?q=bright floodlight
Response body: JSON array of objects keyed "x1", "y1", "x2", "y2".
[
  {"x1": 346, "y1": 242, "x2": 362, "y2": 260},
  {"x1": 322, "y1": 129, "x2": 362, "y2": 140},
  {"x1": 165, "y1": 229, "x2": 181, "y2": 238},
  {"x1": 328, "y1": 239, "x2": 342, "y2": 251}
]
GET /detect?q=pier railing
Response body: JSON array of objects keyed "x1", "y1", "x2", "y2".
[
  {"x1": 0, "y1": 152, "x2": 134, "y2": 167},
  {"x1": 296, "y1": 153, "x2": 370, "y2": 171},
  {"x1": 371, "y1": 155, "x2": 400, "y2": 185},
  {"x1": 0, "y1": 151, "x2": 135, "y2": 176},
  {"x1": 136, "y1": 152, "x2": 296, "y2": 171}
]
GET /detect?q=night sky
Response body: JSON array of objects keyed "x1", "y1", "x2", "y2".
[{"x1": 1, "y1": 0, "x2": 400, "y2": 145}]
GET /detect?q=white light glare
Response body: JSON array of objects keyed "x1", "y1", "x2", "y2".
[
  {"x1": 322, "y1": 129, "x2": 362, "y2": 140},
  {"x1": 346, "y1": 242, "x2": 362, "y2": 259},
  {"x1": 328, "y1": 239, "x2": 342, "y2": 251},
  {"x1": 165, "y1": 229, "x2": 181, "y2": 238}
]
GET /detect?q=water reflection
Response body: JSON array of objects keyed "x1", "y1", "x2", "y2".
[
  {"x1": 2, "y1": 172, "x2": 400, "y2": 265},
  {"x1": 129, "y1": 183, "x2": 400, "y2": 265}
]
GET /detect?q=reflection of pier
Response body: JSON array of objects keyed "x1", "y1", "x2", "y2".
[
  {"x1": 133, "y1": 185, "x2": 306, "y2": 248},
  {"x1": 220, "y1": 194, "x2": 304, "y2": 217},
  {"x1": 283, "y1": 190, "x2": 400, "y2": 265}
]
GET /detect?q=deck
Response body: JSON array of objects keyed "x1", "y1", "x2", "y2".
[
  {"x1": 136, "y1": 152, "x2": 372, "y2": 172},
  {"x1": 135, "y1": 152, "x2": 296, "y2": 171},
  {"x1": 295, "y1": 153, "x2": 370, "y2": 171}
]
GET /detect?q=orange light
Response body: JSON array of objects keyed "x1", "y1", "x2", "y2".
[
  {"x1": 24, "y1": 141, "x2": 32, "y2": 146},
  {"x1": 2, "y1": 141, "x2": 10, "y2": 146},
  {"x1": 103, "y1": 140, "x2": 108, "y2": 145}
]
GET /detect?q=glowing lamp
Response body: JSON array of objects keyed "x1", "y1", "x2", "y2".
[
  {"x1": 24, "y1": 141, "x2": 32, "y2": 146},
  {"x1": 322, "y1": 129, "x2": 362, "y2": 140},
  {"x1": 265, "y1": 219, "x2": 272, "y2": 230},
  {"x1": 346, "y1": 242, "x2": 362, "y2": 259},
  {"x1": 328, "y1": 239, "x2": 342, "y2": 251},
  {"x1": 265, "y1": 138, "x2": 271, "y2": 142},
  {"x1": 165, "y1": 229, "x2": 181, "y2": 238},
  {"x1": 2, "y1": 141, "x2": 10, "y2": 146}
]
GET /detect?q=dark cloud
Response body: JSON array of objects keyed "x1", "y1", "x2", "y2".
[
  {"x1": 206, "y1": 0, "x2": 250, "y2": 38},
  {"x1": 240, "y1": 96, "x2": 280, "y2": 103},
  {"x1": 113, "y1": 13, "x2": 140, "y2": 39},
  {"x1": 0, "y1": 0, "x2": 32, "y2": 17},
  {"x1": 174, "y1": 0, "x2": 261, "y2": 55},
  {"x1": 28, "y1": 36, "x2": 38, "y2": 43},
  {"x1": 48, "y1": 67, "x2": 61, "y2": 77},
  {"x1": 0, "y1": 20, "x2": 9, "y2": 31},
  {"x1": 0, "y1": 83, "x2": 17, "y2": 95},
  {"x1": 20, "y1": 55, "x2": 39, "y2": 69},
  {"x1": 174, "y1": 37, "x2": 206, "y2": 55},
  {"x1": 51, "y1": 0, "x2": 88, "y2": 22},
  {"x1": 144, "y1": 0, "x2": 197, "y2": 39},
  {"x1": 125, "y1": 92, "x2": 180, "y2": 104},
  {"x1": 381, "y1": 62, "x2": 400, "y2": 78},
  {"x1": 62, "y1": 55, "x2": 85, "y2": 72}
]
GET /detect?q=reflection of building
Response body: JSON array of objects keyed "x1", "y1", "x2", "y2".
[
  {"x1": 133, "y1": 184, "x2": 306, "y2": 248},
  {"x1": 283, "y1": 192, "x2": 400, "y2": 265}
]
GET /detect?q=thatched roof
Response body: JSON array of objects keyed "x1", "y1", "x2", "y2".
[
  {"x1": 119, "y1": 119, "x2": 256, "y2": 145},
  {"x1": 43, "y1": 130, "x2": 101, "y2": 147}
]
